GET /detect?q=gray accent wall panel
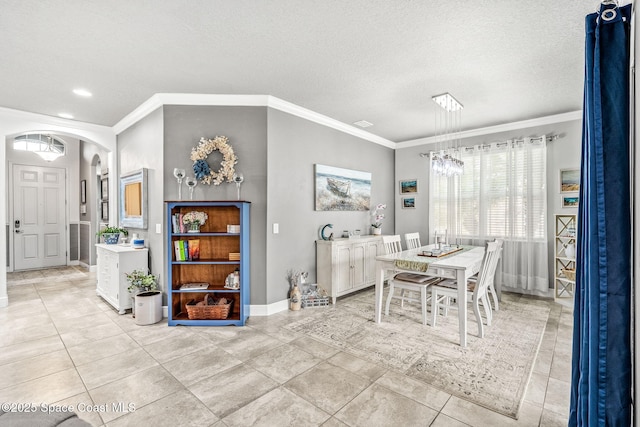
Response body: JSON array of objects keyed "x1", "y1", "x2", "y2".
[
  {"x1": 266, "y1": 108, "x2": 395, "y2": 305},
  {"x1": 163, "y1": 105, "x2": 268, "y2": 305},
  {"x1": 79, "y1": 223, "x2": 92, "y2": 265},
  {"x1": 69, "y1": 223, "x2": 79, "y2": 261}
]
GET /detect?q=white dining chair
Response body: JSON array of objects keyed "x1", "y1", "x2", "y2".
[
  {"x1": 382, "y1": 235, "x2": 402, "y2": 255},
  {"x1": 382, "y1": 235, "x2": 440, "y2": 325},
  {"x1": 404, "y1": 232, "x2": 421, "y2": 249},
  {"x1": 430, "y1": 241, "x2": 502, "y2": 338},
  {"x1": 466, "y1": 238, "x2": 503, "y2": 311}
]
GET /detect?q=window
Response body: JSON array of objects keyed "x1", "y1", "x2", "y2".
[{"x1": 430, "y1": 139, "x2": 546, "y2": 241}]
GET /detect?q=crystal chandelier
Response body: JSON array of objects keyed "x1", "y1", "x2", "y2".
[{"x1": 431, "y1": 93, "x2": 464, "y2": 177}]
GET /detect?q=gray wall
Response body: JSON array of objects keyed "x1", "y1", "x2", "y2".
[
  {"x1": 117, "y1": 107, "x2": 164, "y2": 289},
  {"x1": 163, "y1": 105, "x2": 268, "y2": 305},
  {"x1": 395, "y1": 118, "x2": 582, "y2": 289},
  {"x1": 267, "y1": 108, "x2": 395, "y2": 304}
]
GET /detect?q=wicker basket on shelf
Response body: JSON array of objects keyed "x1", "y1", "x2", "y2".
[
  {"x1": 186, "y1": 296, "x2": 233, "y2": 320},
  {"x1": 561, "y1": 269, "x2": 576, "y2": 281}
]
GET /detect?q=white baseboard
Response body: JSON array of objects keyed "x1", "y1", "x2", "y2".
[
  {"x1": 250, "y1": 299, "x2": 289, "y2": 316},
  {"x1": 0, "y1": 295, "x2": 7, "y2": 308}
]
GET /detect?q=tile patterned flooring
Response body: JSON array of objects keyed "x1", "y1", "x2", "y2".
[{"x1": 1, "y1": 267, "x2": 573, "y2": 426}]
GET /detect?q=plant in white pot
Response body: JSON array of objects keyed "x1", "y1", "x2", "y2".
[
  {"x1": 125, "y1": 270, "x2": 162, "y2": 325},
  {"x1": 97, "y1": 226, "x2": 128, "y2": 244}
]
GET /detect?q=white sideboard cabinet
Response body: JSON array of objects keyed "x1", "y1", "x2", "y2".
[
  {"x1": 96, "y1": 243, "x2": 149, "y2": 314},
  {"x1": 316, "y1": 236, "x2": 383, "y2": 304}
]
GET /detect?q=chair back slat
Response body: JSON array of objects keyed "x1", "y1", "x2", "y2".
[
  {"x1": 404, "y1": 232, "x2": 421, "y2": 249},
  {"x1": 382, "y1": 235, "x2": 402, "y2": 254},
  {"x1": 473, "y1": 241, "x2": 501, "y2": 299}
]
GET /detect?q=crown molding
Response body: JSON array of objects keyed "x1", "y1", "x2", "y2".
[
  {"x1": 396, "y1": 110, "x2": 583, "y2": 149},
  {"x1": 112, "y1": 93, "x2": 396, "y2": 148}
]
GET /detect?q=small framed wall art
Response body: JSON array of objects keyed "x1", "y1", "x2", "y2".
[
  {"x1": 101, "y1": 177, "x2": 109, "y2": 200},
  {"x1": 562, "y1": 195, "x2": 579, "y2": 208},
  {"x1": 101, "y1": 202, "x2": 109, "y2": 220},
  {"x1": 402, "y1": 197, "x2": 416, "y2": 209},
  {"x1": 559, "y1": 169, "x2": 579, "y2": 193},
  {"x1": 399, "y1": 179, "x2": 418, "y2": 194}
]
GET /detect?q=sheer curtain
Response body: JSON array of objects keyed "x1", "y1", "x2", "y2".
[{"x1": 429, "y1": 137, "x2": 548, "y2": 295}]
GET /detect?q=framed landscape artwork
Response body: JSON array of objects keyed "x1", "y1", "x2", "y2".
[
  {"x1": 560, "y1": 169, "x2": 579, "y2": 193},
  {"x1": 402, "y1": 197, "x2": 416, "y2": 209},
  {"x1": 400, "y1": 179, "x2": 418, "y2": 194},
  {"x1": 562, "y1": 195, "x2": 579, "y2": 208},
  {"x1": 315, "y1": 164, "x2": 371, "y2": 211}
]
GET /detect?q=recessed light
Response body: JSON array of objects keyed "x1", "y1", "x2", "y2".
[
  {"x1": 353, "y1": 120, "x2": 373, "y2": 128},
  {"x1": 73, "y1": 88, "x2": 92, "y2": 97},
  {"x1": 58, "y1": 113, "x2": 74, "y2": 119}
]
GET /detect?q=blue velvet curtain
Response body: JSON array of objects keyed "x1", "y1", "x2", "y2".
[{"x1": 570, "y1": 3, "x2": 632, "y2": 426}]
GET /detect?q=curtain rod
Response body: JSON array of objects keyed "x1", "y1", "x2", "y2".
[{"x1": 419, "y1": 134, "x2": 559, "y2": 157}]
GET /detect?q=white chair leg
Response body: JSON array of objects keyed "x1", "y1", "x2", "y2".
[
  {"x1": 430, "y1": 289, "x2": 438, "y2": 326},
  {"x1": 420, "y1": 287, "x2": 428, "y2": 325},
  {"x1": 473, "y1": 298, "x2": 484, "y2": 338},
  {"x1": 482, "y1": 295, "x2": 492, "y2": 326},
  {"x1": 489, "y1": 284, "x2": 499, "y2": 311},
  {"x1": 385, "y1": 283, "x2": 394, "y2": 316},
  {"x1": 400, "y1": 289, "x2": 406, "y2": 308}
]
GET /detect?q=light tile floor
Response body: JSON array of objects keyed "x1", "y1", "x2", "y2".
[{"x1": 1, "y1": 267, "x2": 573, "y2": 426}]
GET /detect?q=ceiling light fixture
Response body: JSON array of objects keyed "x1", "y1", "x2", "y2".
[
  {"x1": 58, "y1": 113, "x2": 74, "y2": 119},
  {"x1": 13, "y1": 134, "x2": 66, "y2": 162},
  {"x1": 73, "y1": 88, "x2": 92, "y2": 97},
  {"x1": 430, "y1": 92, "x2": 464, "y2": 177}
]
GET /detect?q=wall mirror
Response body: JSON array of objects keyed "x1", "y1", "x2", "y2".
[{"x1": 119, "y1": 168, "x2": 148, "y2": 229}]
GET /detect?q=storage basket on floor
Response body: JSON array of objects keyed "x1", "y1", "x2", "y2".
[{"x1": 186, "y1": 298, "x2": 233, "y2": 320}]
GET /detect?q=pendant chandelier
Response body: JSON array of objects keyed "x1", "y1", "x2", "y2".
[{"x1": 431, "y1": 93, "x2": 464, "y2": 177}]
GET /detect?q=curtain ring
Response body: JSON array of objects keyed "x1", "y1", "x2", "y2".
[{"x1": 601, "y1": 8, "x2": 617, "y2": 21}]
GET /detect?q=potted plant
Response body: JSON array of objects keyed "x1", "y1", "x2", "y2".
[
  {"x1": 97, "y1": 226, "x2": 128, "y2": 244},
  {"x1": 370, "y1": 203, "x2": 386, "y2": 235},
  {"x1": 125, "y1": 270, "x2": 162, "y2": 325}
]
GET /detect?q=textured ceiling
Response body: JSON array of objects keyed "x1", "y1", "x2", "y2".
[{"x1": 0, "y1": 1, "x2": 606, "y2": 142}]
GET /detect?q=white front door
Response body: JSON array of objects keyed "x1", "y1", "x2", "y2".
[{"x1": 13, "y1": 164, "x2": 67, "y2": 270}]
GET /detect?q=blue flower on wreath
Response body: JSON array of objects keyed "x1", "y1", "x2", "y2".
[{"x1": 193, "y1": 159, "x2": 211, "y2": 180}]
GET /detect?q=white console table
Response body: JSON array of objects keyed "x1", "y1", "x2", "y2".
[
  {"x1": 316, "y1": 236, "x2": 383, "y2": 304},
  {"x1": 96, "y1": 244, "x2": 149, "y2": 314}
]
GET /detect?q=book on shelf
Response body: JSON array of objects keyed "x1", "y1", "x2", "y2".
[
  {"x1": 188, "y1": 239, "x2": 200, "y2": 260},
  {"x1": 228, "y1": 252, "x2": 240, "y2": 261},
  {"x1": 174, "y1": 240, "x2": 189, "y2": 261},
  {"x1": 180, "y1": 282, "x2": 209, "y2": 290},
  {"x1": 227, "y1": 224, "x2": 240, "y2": 233}
]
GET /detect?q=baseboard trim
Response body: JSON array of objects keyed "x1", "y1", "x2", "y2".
[
  {"x1": 250, "y1": 299, "x2": 289, "y2": 316},
  {"x1": 0, "y1": 295, "x2": 8, "y2": 308}
]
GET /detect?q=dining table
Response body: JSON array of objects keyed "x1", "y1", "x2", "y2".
[{"x1": 374, "y1": 244, "x2": 486, "y2": 347}]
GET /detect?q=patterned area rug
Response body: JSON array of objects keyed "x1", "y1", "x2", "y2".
[{"x1": 285, "y1": 288, "x2": 549, "y2": 419}]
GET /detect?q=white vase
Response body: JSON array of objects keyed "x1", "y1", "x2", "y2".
[
  {"x1": 372, "y1": 228, "x2": 382, "y2": 235},
  {"x1": 565, "y1": 243, "x2": 575, "y2": 259}
]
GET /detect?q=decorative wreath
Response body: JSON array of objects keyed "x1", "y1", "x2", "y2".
[{"x1": 190, "y1": 136, "x2": 238, "y2": 185}]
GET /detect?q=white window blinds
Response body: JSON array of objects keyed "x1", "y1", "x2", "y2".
[{"x1": 429, "y1": 137, "x2": 549, "y2": 294}]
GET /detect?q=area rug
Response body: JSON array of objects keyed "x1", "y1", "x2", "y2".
[{"x1": 284, "y1": 289, "x2": 549, "y2": 419}]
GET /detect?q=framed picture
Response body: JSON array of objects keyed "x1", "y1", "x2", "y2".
[
  {"x1": 560, "y1": 169, "x2": 579, "y2": 193},
  {"x1": 562, "y1": 195, "x2": 579, "y2": 208},
  {"x1": 402, "y1": 197, "x2": 416, "y2": 209},
  {"x1": 80, "y1": 180, "x2": 86, "y2": 204},
  {"x1": 314, "y1": 164, "x2": 371, "y2": 211},
  {"x1": 101, "y1": 177, "x2": 109, "y2": 200},
  {"x1": 101, "y1": 201, "x2": 109, "y2": 220},
  {"x1": 400, "y1": 179, "x2": 418, "y2": 194}
]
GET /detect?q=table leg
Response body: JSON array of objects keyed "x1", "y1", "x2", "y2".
[
  {"x1": 457, "y1": 268, "x2": 467, "y2": 347},
  {"x1": 375, "y1": 259, "x2": 386, "y2": 323}
]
